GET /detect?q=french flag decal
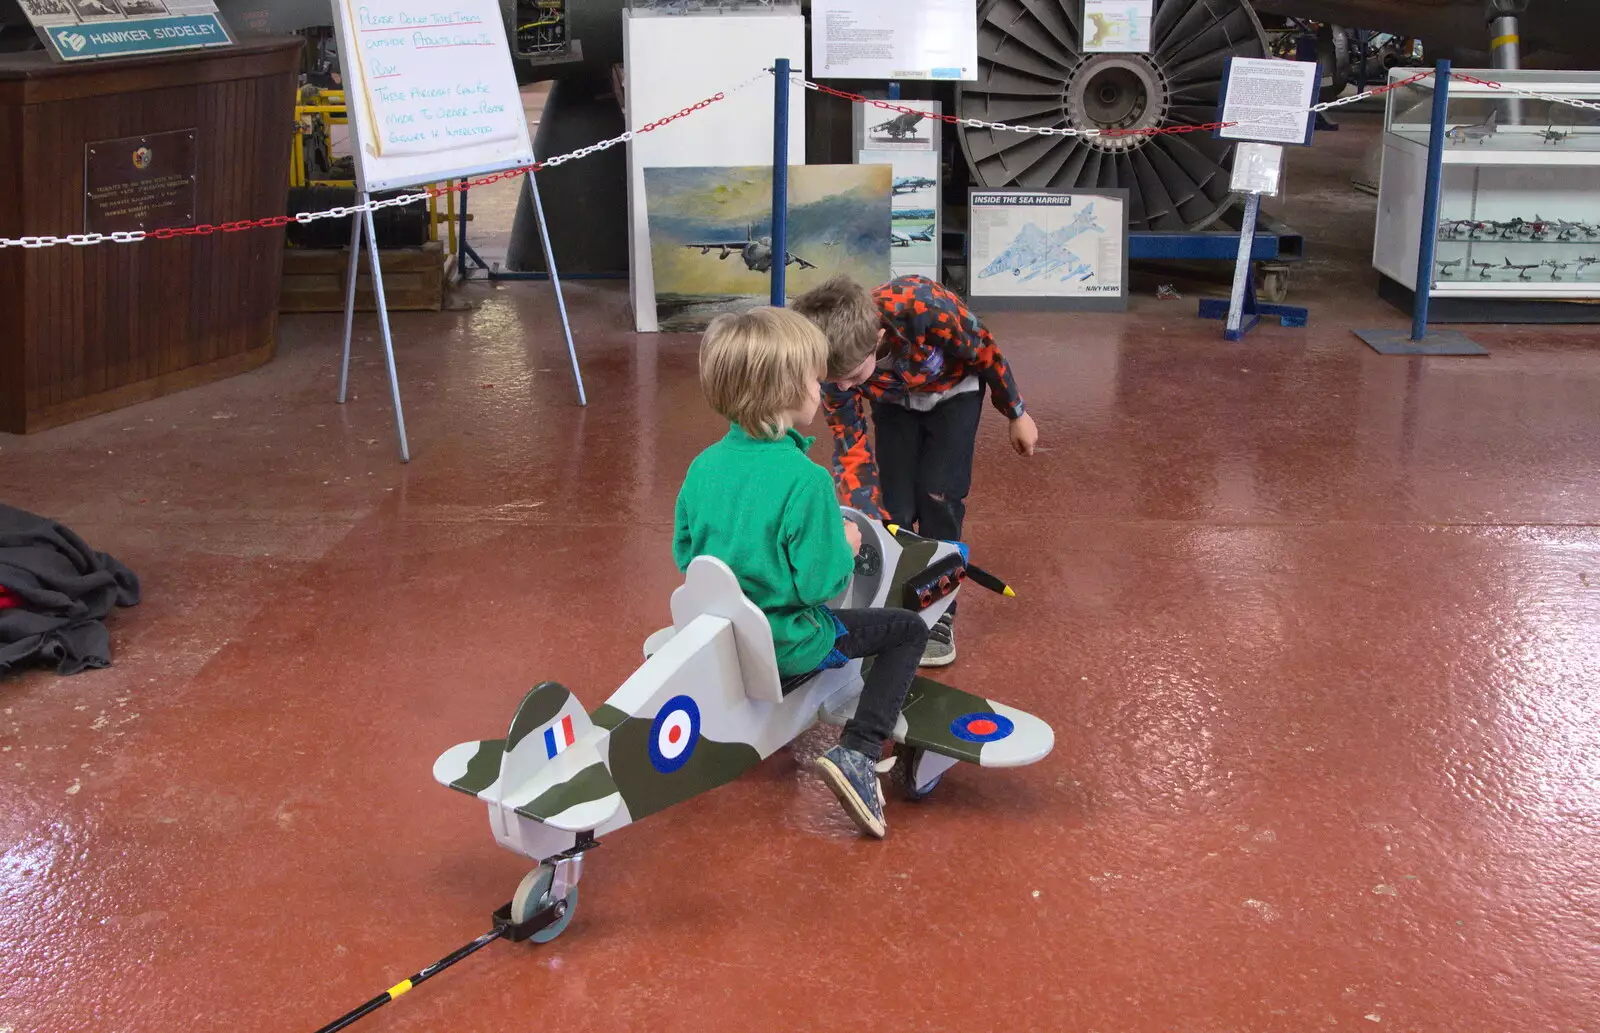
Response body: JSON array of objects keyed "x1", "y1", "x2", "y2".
[{"x1": 544, "y1": 715, "x2": 576, "y2": 758}]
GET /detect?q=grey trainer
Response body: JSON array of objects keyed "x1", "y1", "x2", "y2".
[{"x1": 920, "y1": 611, "x2": 955, "y2": 667}]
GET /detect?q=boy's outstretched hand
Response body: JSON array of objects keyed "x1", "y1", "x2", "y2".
[
  {"x1": 1009, "y1": 412, "x2": 1039, "y2": 456},
  {"x1": 843, "y1": 519, "x2": 862, "y2": 555}
]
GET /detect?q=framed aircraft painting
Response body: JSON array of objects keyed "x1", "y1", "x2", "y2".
[
  {"x1": 967, "y1": 187, "x2": 1130, "y2": 312},
  {"x1": 643, "y1": 164, "x2": 892, "y2": 332}
]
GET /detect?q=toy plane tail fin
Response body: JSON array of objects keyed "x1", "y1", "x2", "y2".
[
  {"x1": 433, "y1": 682, "x2": 597, "y2": 802},
  {"x1": 499, "y1": 681, "x2": 598, "y2": 790}
]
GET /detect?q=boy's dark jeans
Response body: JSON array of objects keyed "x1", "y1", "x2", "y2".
[
  {"x1": 871, "y1": 386, "x2": 984, "y2": 618},
  {"x1": 830, "y1": 607, "x2": 929, "y2": 756}
]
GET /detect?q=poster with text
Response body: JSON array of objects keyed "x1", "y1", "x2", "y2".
[
  {"x1": 811, "y1": 0, "x2": 977, "y2": 80},
  {"x1": 968, "y1": 188, "x2": 1127, "y2": 311}
]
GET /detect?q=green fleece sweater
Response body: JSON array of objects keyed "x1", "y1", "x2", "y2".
[{"x1": 673, "y1": 425, "x2": 855, "y2": 675}]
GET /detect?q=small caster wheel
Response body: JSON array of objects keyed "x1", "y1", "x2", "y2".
[
  {"x1": 511, "y1": 862, "x2": 578, "y2": 943},
  {"x1": 1259, "y1": 268, "x2": 1290, "y2": 303},
  {"x1": 897, "y1": 746, "x2": 944, "y2": 801}
]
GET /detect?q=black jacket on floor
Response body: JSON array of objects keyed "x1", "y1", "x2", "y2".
[{"x1": 0, "y1": 504, "x2": 141, "y2": 676}]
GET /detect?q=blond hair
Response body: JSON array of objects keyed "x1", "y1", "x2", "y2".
[
  {"x1": 700, "y1": 306, "x2": 829, "y2": 439},
  {"x1": 791, "y1": 274, "x2": 881, "y2": 379}
]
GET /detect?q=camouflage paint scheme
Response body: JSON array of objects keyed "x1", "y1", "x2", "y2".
[{"x1": 432, "y1": 508, "x2": 1055, "y2": 872}]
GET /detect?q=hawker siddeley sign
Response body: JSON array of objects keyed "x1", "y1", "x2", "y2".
[{"x1": 17, "y1": 0, "x2": 233, "y2": 62}]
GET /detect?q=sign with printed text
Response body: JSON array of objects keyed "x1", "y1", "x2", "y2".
[
  {"x1": 811, "y1": 0, "x2": 978, "y2": 81},
  {"x1": 1216, "y1": 56, "x2": 1320, "y2": 147},
  {"x1": 18, "y1": 1, "x2": 233, "y2": 62},
  {"x1": 83, "y1": 129, "x2": 197, "y2": 232},
  {"x1": 331, "y1": 0, "x2": 535, "y2": 192}
]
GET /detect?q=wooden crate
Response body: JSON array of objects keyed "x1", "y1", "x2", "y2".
[{"x1": 279, "y1": 240, "x2": 445, "y2": 313}]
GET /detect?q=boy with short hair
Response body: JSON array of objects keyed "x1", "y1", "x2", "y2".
[
  {"x1": 791, "y1": 274, "x2": 1038, "y2": 668},
  {"x1": 674, "y1": 306, "x2": 930, "y2": 838}
]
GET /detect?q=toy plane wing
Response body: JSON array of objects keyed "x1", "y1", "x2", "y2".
[
  {"x1": 818, "y1": 673, "x2": 1053, "y2": 767},
  {"x1": 684, "y1": 241, "x2": 750, "y2": 250}
]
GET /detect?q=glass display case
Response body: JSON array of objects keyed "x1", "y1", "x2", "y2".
[{"x1": 1373, "y1": 68, "x2": 1600, "y2": 301}]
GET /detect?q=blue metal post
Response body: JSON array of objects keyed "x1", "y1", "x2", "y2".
[
  {"x1": 771, "y1": 57, "x2": 790, "y2": 307},
  {"x1": 1411, "y1": 59, "x2": 1451, "y2": 341}
]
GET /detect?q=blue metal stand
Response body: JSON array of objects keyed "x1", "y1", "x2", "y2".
[
  {"x1": 1356, "y1": 60, "x2": 1486, "y2": 356},
  {"x1": 771, "y1": 57, "x2": 790, "y2": 307},
  {"x1": 1198, "y1": 192, "x2": 1308, "y2": 340}
]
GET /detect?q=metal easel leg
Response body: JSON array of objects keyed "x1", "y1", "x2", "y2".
[
  {"x1": 359, "y1": 198, "x2": 411, "y2": 462},
  {"x1": 526, "y1": 171, "x2": 586, "y2": 406},
  {"x1": 338, "y1": 206, "x2": 362, "y2": 404}
]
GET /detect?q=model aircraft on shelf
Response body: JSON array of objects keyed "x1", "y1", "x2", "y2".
[
  {"x1": 1542, "y1": 259, "x2": 1572, "y2": 280},
  {"x1": 1435, "y1": 257, "x2": 1464, "y2": 277},
  {"x1": 1503, "y1": 257, "x2": 1541, "y2": 280},
  {"x1": 433, "y1": 513, "x2": 1055, "y2": 941},
  {"x1": 1445, "y1": 109, "x2": 1499, "y2": 145}
]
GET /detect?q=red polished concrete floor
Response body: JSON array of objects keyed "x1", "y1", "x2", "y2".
[{"x1": 3, "y1": 115, "x2": 1600, "y2": 1032}]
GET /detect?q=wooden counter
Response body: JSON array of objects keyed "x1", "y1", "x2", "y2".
[{"x1": 0, "y1": 36, "x2": 303, "y2": 434}]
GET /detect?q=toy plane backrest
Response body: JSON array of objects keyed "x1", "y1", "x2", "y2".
[{"x1": 670, "y1": 556, "x2": 785, "y2": 705}]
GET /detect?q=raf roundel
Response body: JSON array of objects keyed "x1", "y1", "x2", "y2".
[
  {"x1": 649, "y1": 694, "x2": 701, "y2": 773},
  {"x1": 950, "y1": 711, "x2": 1014, "y2": 743}
]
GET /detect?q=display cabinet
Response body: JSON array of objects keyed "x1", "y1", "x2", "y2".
[{"x1": 1373, "y1": 68, "x2": 1600, "y2": 304}]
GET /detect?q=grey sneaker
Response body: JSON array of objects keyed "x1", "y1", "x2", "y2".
[
  {"x1": 920, "y1": 612, "x2": 955, "y2": 667},
  {"x1": 812, "y1": 745, "x2": 896, "y2": 838}
]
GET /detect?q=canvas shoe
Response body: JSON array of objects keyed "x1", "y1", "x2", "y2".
[
  {"x1": 812, "y1": 745, "x2": 896, "y2": 838},
  {"x1": 920, "y1": 611, "x2": 955, "y2": 667}
]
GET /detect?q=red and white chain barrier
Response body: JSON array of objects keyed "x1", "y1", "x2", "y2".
[
  {"x1": 0, "y1": 69, "x2": 770, "y2": 252},
  {"x1": 798, "y1": 69, "x2": 1434, "y2": 140},
  {"x1": 0, "y1": 67, "x2": 1588, "y2": 252}
]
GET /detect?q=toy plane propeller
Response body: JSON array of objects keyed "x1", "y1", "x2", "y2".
[{"x1": 433, "y1": 510, "x2": 1054, "y2": 939}]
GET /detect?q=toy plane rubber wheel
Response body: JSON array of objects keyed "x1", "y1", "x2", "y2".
[{"x1": 511, "y1": 863, "x2": 578, "y2": 944}]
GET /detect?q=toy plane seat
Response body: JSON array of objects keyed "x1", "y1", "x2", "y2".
[{"x1": 667, "y1": 557, "x2": 787, "y2": 705}]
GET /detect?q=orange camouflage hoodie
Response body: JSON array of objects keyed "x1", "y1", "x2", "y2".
[{"x1": 819, "y1": 275, "x2": 1026, "y2": 517}]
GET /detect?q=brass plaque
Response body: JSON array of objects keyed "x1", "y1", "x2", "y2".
[{"x1": 84, "y1": 129, "x2": 197, "y2": 234}]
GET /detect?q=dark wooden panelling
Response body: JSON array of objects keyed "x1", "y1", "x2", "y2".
[{"x1": 0, "y1": 38, "x2": 302, "y2": 434}]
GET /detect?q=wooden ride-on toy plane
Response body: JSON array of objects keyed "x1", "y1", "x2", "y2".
[{"x1": 433, "y1": 508, "x2": 1054, "y2": 940}]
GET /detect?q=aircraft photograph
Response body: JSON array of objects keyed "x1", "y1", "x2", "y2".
[{"x1": 892, "y1": 176, "x2": 937, "y2": 195}]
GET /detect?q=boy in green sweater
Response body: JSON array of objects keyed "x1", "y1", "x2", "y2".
[{"x1": 674, "y1": 306, "x2": 930, "y2": 838}]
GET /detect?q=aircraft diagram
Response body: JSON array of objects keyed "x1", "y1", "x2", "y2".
[
  {"x1": 434, "y1": 514, "x2": 1054, "y2": 940},
  {"x1": 978, "y1": 203, "x2": 1105, "y2": 282},
  {"x1": 683, "y1": 224, "x2": 816, "y2": 273}
]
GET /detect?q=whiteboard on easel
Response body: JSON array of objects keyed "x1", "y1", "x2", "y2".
[{"x1": 329, "y1": 0, "x2": 535, "y2": 192}]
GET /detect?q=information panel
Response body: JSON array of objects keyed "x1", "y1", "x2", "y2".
[
  {"x1": 83, "y1": 129, "x2": 196, "y2": 233},
  {"x1": 968, "y1": 188, "x2": 1129, "y2": 312},
  {"x1": 329, "y1": 0, "x2": 536, "y2": 192},
  {"x1": 810, "y1": 0, "x2": 977, "y2": 81},
  {"x1": 1216, "y1": 56, "x2": 1320, "y2": 147}
]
